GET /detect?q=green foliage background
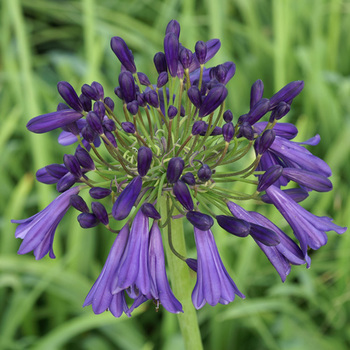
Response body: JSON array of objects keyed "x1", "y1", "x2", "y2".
[{"x1": 1, "y1": 0, "x2": 350, "y2": 349}]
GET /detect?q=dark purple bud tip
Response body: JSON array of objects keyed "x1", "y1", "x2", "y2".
[
  {"x1": 82, "y1": 84, "x2": 99, "y2": 101},
  {"x1": 104, "y1": 131, "x2": 117, "y2": 148},
  {"x1": 93, "y1": 101, "x2": 106, "y2": 120},
  {"x1": 154, "y1": 52, "x2": 167, "y2": 74},
  {"x1": 216, "y1": 215, "x2": 250, "y2": 237},
  {"x1": 255, "y1": 129, "x2": 275, "y2": 154},
  {"x1": 81, "y1": 125, "x2": 96, "y2": 143},
  {"x1": 77, "y1": 212, "x2": 99, "y2": 228},
  {"x1": 245, "y1": 98, "x2": 270, "y2": 125},
  {"x1": 197, "y1": 164, "x2": 212, "y2": 182},
  {"x1": 121, "y1": 121, "x2": 136, "y2": 134},
  {"x1": 157, "y1": 71, "x2": 169, "y2": 88},
  {"x1": 89, "y1": 187, "x2": 112, "y2": 199},
  {"x1": 86, "y1": 111, "x2": 103, "y2": 135},
  {"x1": 222, "y1": 122, "x2": 234, "y2": 142},
  {"x1": 186, "y1": 211, "x2": 214, "y2": 230},
  {"x1": 167, "y1": 105, "x2": 178, "y2": 119},
  {"x1": 91, "y1": 202, "x2": 109, "y2": 225},
  {"x1": 104, "y1": 97, "x2": 115, "y2": 111},
  {"x1": 223, "y1": 109, "x2": 233, "y2": 123},
  {"x1": 269, "y1": 101, "x2": 291, "y2": 121},
  {"x1": 173, "y1": 180, "x2": 194, "y2": 211},
  {"x1": 257, "y1": 165, "x2": 283, "y2": 192},
  {"x1": 250, "y1": 79, "x2": 264, "y2": 109},
  {"x1": 75, "y1": 148, "x2": 95, "y2": 171},
  {"x1": 164, "y1": 33, "x2": 179, "y2": 78},
  {"x1": 179, "y1": 48, "x2": 193, "y2": 69},
  {"x1": 165, "y1": 19, "x2": 181, "y2": 38},
  {"x1": 127, "y1": 101, "x2": 139, "y2": 115},
  {"x1": 237, "y1": 122, "x2": 255, "y2": 140},
  {"x1": 91, "y1": 82, "x2": 104, "y2": 100},
  {"x1": 141, "y1": 203, "x2": 161, "y2": 220},
  {"x1": 167, "y1": 157, "x2": 185, "y2": 184},
  {"x1": 198, "y1": 84, "x2": 228, "y2": 118},
  {"x1": 187, "y1": 86, "x2": 202, "y2": 109},
  {"x1": 137, "y1": 72, "x2": 151, "y2": 86},
  {"x1": 195, "y1": 41, "x2": 207, "y2": 65},
  {"x1": 270, "y1": 81, "x2": 304, "y2": 108},
  {"x1": 57, "y1": 81, "x2": 83, "y2": 112},
  {"x1": 250, "y1": 223, "x2": 280, "y2": 246},
  {"x1": 80, "y1": 94, "x2": 92, "y2": 112},
  {"x1": 137, "y1": 146, "x2": 153, "y2": 177},
  {"x1": 112, "y1": 176, "x2": 143, "y2": 220},
  {"x1": 186, "y1": 258, "x2": 198, "y2": 272},
  {"x1": 114, "y1": 87, "x2": 124, "y2": 100},
  {"x1": 192, "y1": 120, "x2": 207, "y2": 135},
  {"x1": 63, "y1": 154, "x2": 82, "y2": 178},
  {"x1": 110, "y1": 36, "x2": 137, "y2": 73},
  {"x1": 181, "y1": 172, "x2": 196, "y2": 186},
  {"x1": 70, "y1": 195, "x2": 89, "y2": 213},
  {"x1": 144, "y1": 90, "x2": 159, "y2": 108},
  {"x1": 103, "y1": 118, "x2": 116, "y2": 132},
  {"x1": 119, "y1": 71, "x2": 136, "y2": 103}
]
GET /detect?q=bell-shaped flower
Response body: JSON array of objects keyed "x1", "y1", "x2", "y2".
[
  {"x1": 12, "y1": 186, "x2": 80, "y2": 260},
  {"x1": 192, "y1": 227, "x2": 245, "y2": 309}
]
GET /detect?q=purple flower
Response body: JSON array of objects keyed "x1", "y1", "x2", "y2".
[
  {"x1": 83, "y1": 224, "x2": 130, "y2": 317},
  {"x1": 192, "y1": 227, "x2": 245, "y2": 309},
  {"x1": 110, "y1": 36, "x2": 137, "y2": 73},
  {"x1": 12, "y1": 186, "x2": 80, "y2": 260},
  {"x1": 265, "y1": 185, "x2": 347, "y2": 256}
]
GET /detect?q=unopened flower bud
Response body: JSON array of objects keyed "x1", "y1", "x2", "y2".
[
  {"x1": 63, "y1": 154, "x2": 82, "y2": 178},
  {"x1": 222, "y1": 122, "x2": 234, "y2": 142},
  {"x1": 77, "y1": 212, "x2": 99, "y2": 228},
  {"x1": 255, "y1": 129, "x2": 275, "y2": 154},
  {"x1": 121, "y1": 121, "x2": 136, "y2": 134},
  {"x1": 223, "y1": 109, "x2": 233, "y2": 122},
  {"x1": 269, "y1": 101, "x2": 291, "y2": 121},
  {"x1": 79, "y1": 94, "x2": 92, "y2": 112},
  {"x1": 173, "y1": 180, "x2": 194, "y2": 211},
  {"x1": 245, "y1": 98, "x2": 270, "y2": 125},
  {"x1": 195, "y1": 41, "x2": 207, "y2": 64},
  {"x1": 70, "y1": 194, "x2": 89, "y2": 213},
  {"x1": 257, "y1": 165, "x2": 283, "y2": 192},
  {"x1": 187, "y1": 86, "x2": 202, "y2": 109},
  {"x1": 167, "y1": 157, "x2": 185, "y2": 184},
  {"x1": 137, "y1": 72, "x2": 151, "y2": 86},
  {"x1": 56, "y1": 172, "x2": 77, "y2": 192},
  {"x1": 104, "y1": 97, "x2": 115, "y2": 111},
  {"x1": 192, "y1": 120, "x2": 206, "y2": 135},
  {"x1": 197, "y1": 164, "x2": 212, "y2": 182},
  {"x1": 186, "y1": 211, "x2": 214, "y2": 230},
  {"x1": 167, "y1": 105, "x2": 178, "y2": 119},
  {"x1": 157, "y1": 71, "x2": 169, "y2": 88},
  {"x1": 141, "y1": 203, "x2": 161, "y2": 220},
  {"x1": 269, "y1": 81, "x2": 304, "y2": 108},
  {"x1": 164, "y1": 33, "x2": 179, "y2": 78},
  {"x1": 137, "y1": 146, "x2": 153, "y2": 177},
  {"x1": 238, "y1": 122, "x2": 255, "y2": 140},
  {"x1": 110, "y1": 36, "x2": 137, "y2": 73},
  {"x1": 165, "y1": 19, "x2": 180, "y2": 38},
  {"x1": 89, "y1": 187, "x2": 112, "y2": 199},
  {"x1": 144, "y1": 90, "x2": 159, "y2": 108},
  {"x1": 57, "y1": 81, "x2": 83, "y2": 112},
  {"x1": 114, "y1": 87, "x2": 124, "y2": 100},
  {"x1": 91, "y1": 82, "x2": 104, "y2": 100},
  {"x1": 127, "y1": 101, "x2": 139, "y2": 115},
  {"x1": 153, "y1": 52, "x2": 167, "y2": 74},
  {"x1": 179, "y1": 48, "x2": 193, "y2": 69},
  {"x1": 216, "y1": 215, "x2": 250, "y2": 237},
  {"x1": 250, "y1": 79, "x2": 264, "y2": 109},
  {"x1": 81, "y1": 125, "x2": 96, "y2": 143},
  {"x1": 198, "y1": 84, "x2": 228, "y2": 118},
  {"x1": 119, "y1": 71, "x2": 136, "y2": 103},
  {"x1": 91, "y1": 202, "x2": 109, "y2": 225},
  {"x1": 93, "y1": 101, "x2": 105, "y2": 120},
  {"x1": 75, "y1": 148, "x2": 95, "y2": 170},
  {"x1": 104, "y1": 131, "x2": 117, "y2": 148},
  {"x1": 181, "y1": 172, "x2": 196, "y2": 186},
  {"x1": 81, "y1": 84, "x2": 99, "y2": 100},
  {"x1": 103, "y1": 118, "x2": 116, "y2": 132},
  {"x1": 186, "y1": 258, "x2": 198, "y2": 272},
  {"x1": 86, "y1": 111, "x2": 103, "y2": 135}
]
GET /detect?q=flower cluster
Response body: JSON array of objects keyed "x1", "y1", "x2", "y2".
[{"x1": 12, "y1": 20, "x2": 346, "y2": 316}]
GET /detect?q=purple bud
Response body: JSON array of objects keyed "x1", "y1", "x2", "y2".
[
  {"x1": 79, "y1": 94, "x2": 92, "y2": 112},
  {"x1": 119, "y1": 71, "x2": 136, "y2": 103},
  {"x1": 93, "y1": 101, "x2": 105, "y2": 120},
  {"x1": 137, "y1": 72, "x2": 151, "y2": 86},
  {"x1": 186, "y1": 258, "x2": 198, "y2": 272},
  {"x1": 198, "y1": 84, "x2": 228, "y2": 118},
  {"x1": 77, "y1": 212, "x2": 99, "y2": 228},
  {"x1": 167, "y1": 157, "x2": 185, "y2": 184},
  {"x1": 197, "y1": 164, "x2": 212, "y2": 182},
  {"x1": 269, "y1": 81, "x2": 304, "y2": 108},
  {"x1": 187, "y1": 86, "x2": 202, "y2": 109},
  {"x1": 91, "y1": 82, "x2": 104, "y2": 100},
  {"x1": 179, "y1": 48, "x2": 193, "y2": 69},
  {"x1": 70, "y1": 194, "x2": 89, "y2": 213},
  {"x1": 250, "y1": 223, "x2": 280, "y2": 246},
  {"x1": 238, "y1": 122, "x2": 255, "y2": 140},
  {"x1": 257, "y1": 165, "x2": 283, "y2": 192},
  {"x1": 91, "y1": 202, "x2": 109, "y2": 225},
  {"x1": 137, "y1": 146, "x2": 153, "y2": 177},
  {"x1": 56, "y1": 172, "x2": 77, "y2": 192},
  {"x1": 112, "y1": 176, "x2": 143, "y2": 220},
  {"x1": 45, "y1": 164, "x2": 69, "y2": 179},
  {"x1": 165, "y1": 20, "x2": 180, "y2": 38},
  {"x1": 114, "y1": 87, "x2": 124, "y2": 100},
  {"x1": 89, "y1": 187, "x2": 112, "y2": 199},
  {"x1": 104, "y1": 131, "x2": 117, "y2": 148},
  {"x1": 223, "y1": 110, "x2": 233, "y2": 123},
  {"x1": 282, "y1": 168, "x2": 333, "y2": 192},
  {"x1": 211, "y1": 65, "x2": 228, "y2": 84},
  {"x1": 186, "y1": 211, "x2": 214, "y2": 230},
  {"x1": 63, "y1": 154, "x2": 82, "y2": 178},
  {"x1": 180, "y1": 105, "x2": 186, "y2": 117},
  {"x1": 127, "y1": 101, "x2": 139, "y2": 115},
  {"x1": 110, "y1": 36, "x2": 137, "y2": 73},
  {"x1": 141, "y1": 203, "x2": 161, "y2": 220},
  {"x1": 121, "y1": 121, "x2": 135, "y2": 134},
  {"x1": 144, "y1": 90, "x2": 159, "y2": 108},
  {"x1": 250, "y1": 79, "x2": 264, "y2": 109},
  {"x1": 255, "y1": 129, "x2": 275, "y2": 154},
  {"x1": 136, "y1": 92, "x2": 147, "y2": 107},
  {"x1": 222, "y1": 122, "x2": 234, "y2": 142},
  {"x1": 157, "y1": 71, "x2": 169, "y2": 88},
  {"x1": 181, "y1": 172, "x2": 196, "y2": 186},
  {"x1": 82, "y1": 84, "x2": 99, "y2": 100},
  {"x1": 103, "y1": 118, "x2": 116, "y2": 132},
  {"x1": 57, "y1": 81, "x2": 83, "y2": 112},
  {"x1": 192, "y1": 120, "x2": 207, "y2": 135},
  {"x1": 81, "y1": 125, "x2": 96, "y2": 143},
  {"x1": 261, "y1": 188, "x2": 309, "y2": 204},
  {"x1": 104, "y1": 97, "x2": 115, "y2": 111},
  {"x1": 167, "y1": 105, "x2": 178, "y2": 119},
  {"x1": 269, "y1": 101, "x2": 291, "y2": 121},
  {"x1": 216, "y1": 215, "x2": 250, "y2": 237},
  {"x1": 195, "y1": 41, "x2": 207, "y2": 65},
  {"x1": 245, "y1": 98, "x2": 270, "y2": 125},
  {"x1": 86, "y1": 111, "x2": 103, "y2": 135},
  {"x1": 164, "y1": 33, "x2": 179, "y2": 78},
  {"x1": 173, "y1": 180, "x2": 194, "y2": 211},
  {"x1": 154, "y1": 52, "x2": 167, "y2": 74}
]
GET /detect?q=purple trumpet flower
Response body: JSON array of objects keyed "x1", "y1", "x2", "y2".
[
  {"x1": 83, "y1": 224, "x2": 130, "y2": 317},
  {"x1": 113, "y1": 210, "x2": 151, "y2": 296},
  {"x1": 253, "y1": 122, "x2": 298, "y2": 140},
  {"x1": 227, "y1": 201, "x2": 308, "y2": 282},
  {"x1": 148, "y1": 221, "x2": 183, "y2": 313},
  {"x1": 12, "y1": 186, "x2": 80, "y2": 260},
  {"x1": 265, "y1": 185, "x2": 347, "y2": 256},
  {"x1": 112, "y1": 176, "x2": 143, "y2": 220},
  {"x1": 192, "y1": 227, "x2": 245, "y2": 309}
]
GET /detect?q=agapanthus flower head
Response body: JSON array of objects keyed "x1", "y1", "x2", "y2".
[{"x1": 14, "y1": 19, "x2": 346, "y2": 319}]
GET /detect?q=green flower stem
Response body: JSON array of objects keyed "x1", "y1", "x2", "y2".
[{"x1": 159, "y1": 195, "x2": 203, "y2": 350}]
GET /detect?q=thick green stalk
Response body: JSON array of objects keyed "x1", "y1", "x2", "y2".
[{"x1": 159, "y1": 195, "x2": 203, "y2": 350}]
